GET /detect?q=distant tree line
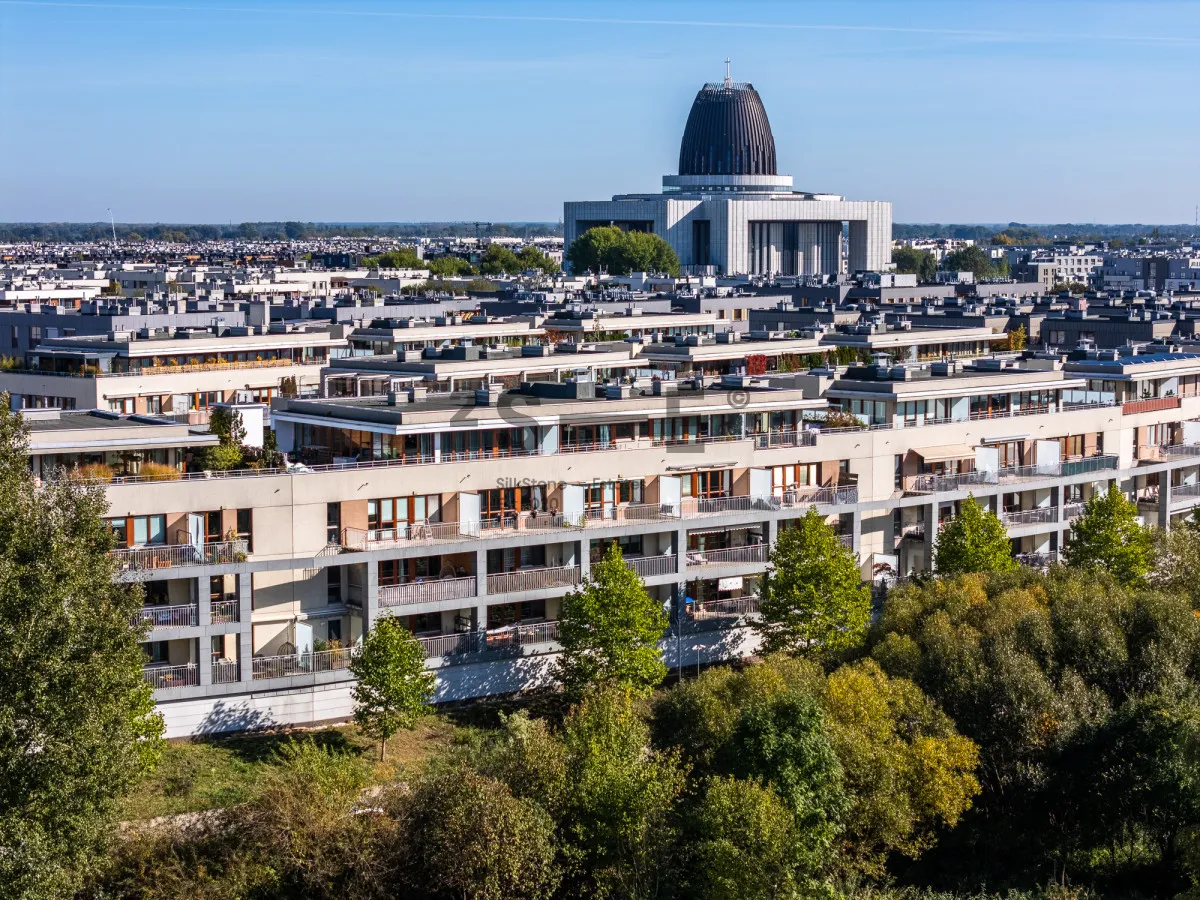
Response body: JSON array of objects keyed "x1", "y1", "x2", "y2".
[
  {"x1": 894, "y1": 222, "x2": 1198, "y2": 245},
  {"x1": 0, "y1": 221, "x2": 564, "y2": 243}
]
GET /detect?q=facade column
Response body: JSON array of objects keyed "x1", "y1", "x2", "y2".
[
  {"x1": 850, "y1": 510, "x2": 862, "y2": 556},
  {"x1": 237, "y1": 573, "x2": 254, "y2": 683},
  {"x1": 364, "y1": 559, "x2": 380, "y2": 632},
  {"x1": 1159, "y1": 478, "x2": 1173, "y2": 531},
  {"x1": 1052, "y1": 485, "x2": 1064, "y2": 553},
  {"x1": 474, "y1": 548, "x2": 488, "y2": 632},
  {"x1": 196, "y1": 576, "x2": 211, "y2": 627},
  {"x1": 923, "y1": 500, "x2": 937, "y2": 573}
]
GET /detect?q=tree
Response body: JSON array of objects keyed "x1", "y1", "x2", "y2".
[
  {"x1": 755, "y1": 508, "x2": 870, "y2": 657},
  {"x1": 425, "y1": 254, "x2": 477, "y2": 277},
  {"x1": 1064, "y1": 483, "x2": 1152, "y2": 585},
  {"x1": 400, "y1": 766, "x2": 560, "y2": 900},
  {"x1": 480, "y1": 243, "x2": 522, "y2": 276},
  {"x1": 687, "y1": 776, "x2": 804, "y2": 900},
  {"x1": 0, "y1": 394, "x2": 164, "y2": 898},
  {"x1": 363, "y1": 247, "x2": 424, "y2": 269},
  {"x1": 556, "y1": 541, "x2": 668, "y2": 699},
  {"x1": 1151, "y1": 525, "x2": 1200, "y2": 608},
  {"x1": 199, "y1": 405, "x2": 247, "y2": 471},
  {"x1": 934, "y1": 494, "x2": 1016, "y2": 576},
  {"x1": 866, "y1": 568, "x2": 1200, "y2": 886},
  {"x1": 892, "y1": 247, "x2": 937, "y2": 282},
  {"x1": 942, "y1": 245, "x2": 1000, "y2": 279},
  {"x1": 1006, "y1": 323, "x2": 1028, "y2": 351},
  {"x1": 350, "y1": 617, "x2": 435, "y2": 761},
  {"x1": 566, "y1": 226, "x2": 680, "y2": 277},
  {"x1": 566, "y1": 225, "x2": 626, "y2": 275},
  {"x1": 560, "y1": 687, "x2": 688, "y2": 898}
]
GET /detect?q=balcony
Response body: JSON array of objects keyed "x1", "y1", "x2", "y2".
[
  {"x1": 143, "y1": 663, "x2": 199, "y2": 690},
  {"x1": 111, "y1": 540, "x2": 249, "y2": 573},
  {"x1": 343, "y1": 522, "x2": 475, "y2": 550},
  {"x1": 685, "y1": 545, "x2": 769, "y2": 568},
  {"x1": 483, "y1": 620, "x2": 560, "y2": 651},
  {"x1": 487, "y1": 565, "x2": 581, "y2": 596},
  {"x1": 1064, "y1": 502, "x2": 1086, "y2": 520},
  {"x1": 417, "y1": 620, "x2": 563, "y2": 659},
  {"x1": 378, "y1": 576, "x2": 477, "y2": 608},
  {"x1": 1122, "y1": 396, "x2": 1181, "y2": 416},
  {"x1": 133, "y1": 604, "x2": 197, "y2": 628},
  {"x1": 1001, "y1": 507, "x2": 1057, "y2": 527},
  {"x1": 1015, "y1": 550, "x2": 1060, "y2": 569},
  {"x1": 251, "y1": 647, "x2": 355, "y2": 680},
  {"x1": 211, "y1": 597, "x2": 239, "y2": 623},
  {"x1": 906, "y1": 455, "x2": 1118, "y2": 494},
  {"x1": 753, "y1": 429, "x2": 819, "y2": 449},
  {"x1": 582, "y1": 503, "x2": 681, "y2": 525},
  {"x1": 688, "y1": 595, "x2": 760, "y2": 620},
  {"x1": 627, "y1": 554, "x2": 679, "y2": 578},
  {"x1": 212, "y1": 659, "x2": 241, "y2": 684}
]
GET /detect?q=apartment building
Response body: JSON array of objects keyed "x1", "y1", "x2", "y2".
[{"x1": 0, "y1": 321, "x2": 348, "y2": 414}]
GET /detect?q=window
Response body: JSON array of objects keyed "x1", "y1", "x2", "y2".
[
  {"x1": 327, "y1": 567, "x2": 342, "y2": 604},
  {"x1": 683, "y1": 470, "x2": 731, "y2": 499},
  {"x1": 236, "y1": 508, "x2": 253, "y2": 552},
  {"x1": 894, "y1": 454, "x2": 903, "y2": 489},
  {"x1": 108, "y1": 397, "x2": 134, "y2": 414},
  {"x1": 146, "y1": 396, "x2": 163, "y2": 414},
  {"x1": 327, "y1": 619, "x2": 342, "y2": 644},
  {"x1": 8, "y1": 326, "x2": 16, "y2": 350},
  {"x1": 368, "y1": 495, "x2": 441, "y2": 535},
  {"x1": 326, "y1": 503, "x2": 341, "y2": 545},
  {"x1": 204, "y1": 511, "x2": 222, "y2": 544},
  {"x1": 29, "y1": 326, "x2": 41, "y2": 348},
  {"x1": 107, "y1": 515, "x2": 166, "y2": 546}
]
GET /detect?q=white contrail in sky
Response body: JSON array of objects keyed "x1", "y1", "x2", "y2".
[{"x1": 2, "y1": 0, "x2": 1199, "y2": 47}]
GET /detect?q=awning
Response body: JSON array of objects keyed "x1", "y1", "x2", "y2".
[{"x1": 916, "y1": 443, "x2": 976, "y2": 463}]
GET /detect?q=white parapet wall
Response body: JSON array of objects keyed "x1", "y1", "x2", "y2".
[{"x1": 156, "y1": 626, "x2": 763, "y2": 739}]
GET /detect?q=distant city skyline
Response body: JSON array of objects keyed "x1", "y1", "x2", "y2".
[{"x1": 1, "y1": 0, "x2": 1198, "y2": 224}]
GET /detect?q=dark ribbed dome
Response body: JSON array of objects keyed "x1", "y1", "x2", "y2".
[{"x1": 678, "y1": 81, "x2": 777, "y2": 177}]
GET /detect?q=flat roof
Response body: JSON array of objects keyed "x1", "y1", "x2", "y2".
[{"x1": 24, "y1": 409, "x2": 219, "y2": 454}]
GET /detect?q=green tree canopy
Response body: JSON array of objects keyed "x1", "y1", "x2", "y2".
[
  {"x1": 556, "y1": 541, "x2": 668, "y2": 699},
  {"x1": 1064, "y1": 483, "x2": 1152, "y2": 585},
  {"x1": 892, "y1": 246, "x2": 938, "y2": 281},
  {"x1": 566, "y1": 226, "x2": 680, "y2": 277},
  {"x1": 0, "y1": 395, "x2": 164, "y2": 898},
  {"x1": 934, "y1": 495, "x2": 1016, "y2": 576},
  {"x1": 363, "y1": 247, "x2": 425, "y2": 269},
  {"x1": 755, "y1": 508, "x2": 870, "y2": 656},
  {"x1": 399, "y1": 765, "x2": 561, "y2": 900},
  {"x1": 866, "y1": 568, "x2": 1200, "y2": 885},
  {"x1": 350, "y1": 617, "x2": 435, "y2": 761},
  {"x1": 425, "y1": 254, "x2": 477, "y2": 277},
  {"x1": 942, "y1": 245, "x2": 1004, "y2": 279}
]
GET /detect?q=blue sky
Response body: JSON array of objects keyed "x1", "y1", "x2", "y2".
[{"x1": 1, "y1": 0, "x2": 1198, "y2": 224}]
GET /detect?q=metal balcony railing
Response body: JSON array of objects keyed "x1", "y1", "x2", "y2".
[
  {"x1": 484, "y1": 620, "x2": 560, "y2": 650},
  {"x1": 907, "y1": 455, "x2": 1118, "y2": 493},
  {"x1": 343, "y1": 521, "x2": 474, "y2": 550},
  {"x1": 418, "y1": 631, "x2": 483, "y2": 659},
  {"x1": 487, "y1": 565, "x2": 581, "y2": 596},
  {"x1": 378, "y1": 576, "x2": 477, "y2": 608},
  {"x1": 627, "y1": 554, "x2": 679, "y2": 578},
  {"x1": 1001, "y1": 507, "x2": 1057, "y2": 527},
  {"x1": 211, "y1": 598, "x2": 239, "y2": 623},
  {"x1": 251, "y1": 647, "x2": 355, "y2": 680},
  {"x1": 1063, "y1": 502, "x2": 1086, "y2": 520},
  {"x1": 754, "y1": 429, "x2": 819, "y2": 449},
  {"x1": 143, "y1": 664, "x2": 199, "y2": 690},
  {"x1": 1016, "y1": 550, "x2": 1060, "y2": 569},
  {"x1": 110, "y1": 540, "x2": 248, "y2": 572},
  {"x1": 582, "y1": 503, "x2": 681, "y2": 525},
  {"x1": 212, "y1": 659, "x2": 241, "y2": 684},
  {"x1": 688, "y1": 596, "x2": 760, "y2": 620},
  {"x1": 685, "y1": 545, "x2": 769, "y2": 567},
  {"x1": 133, "y1": 604, "x2": 198, "y2": 628}
]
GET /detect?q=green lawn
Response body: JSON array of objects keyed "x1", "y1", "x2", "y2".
[{"x1": 122, "y1": 717, "x2": 461, "y2": 822}]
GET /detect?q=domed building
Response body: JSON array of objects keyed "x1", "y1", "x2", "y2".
[{"x1": 564, "y1": 67, "x2": 891, "y2": 278}]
